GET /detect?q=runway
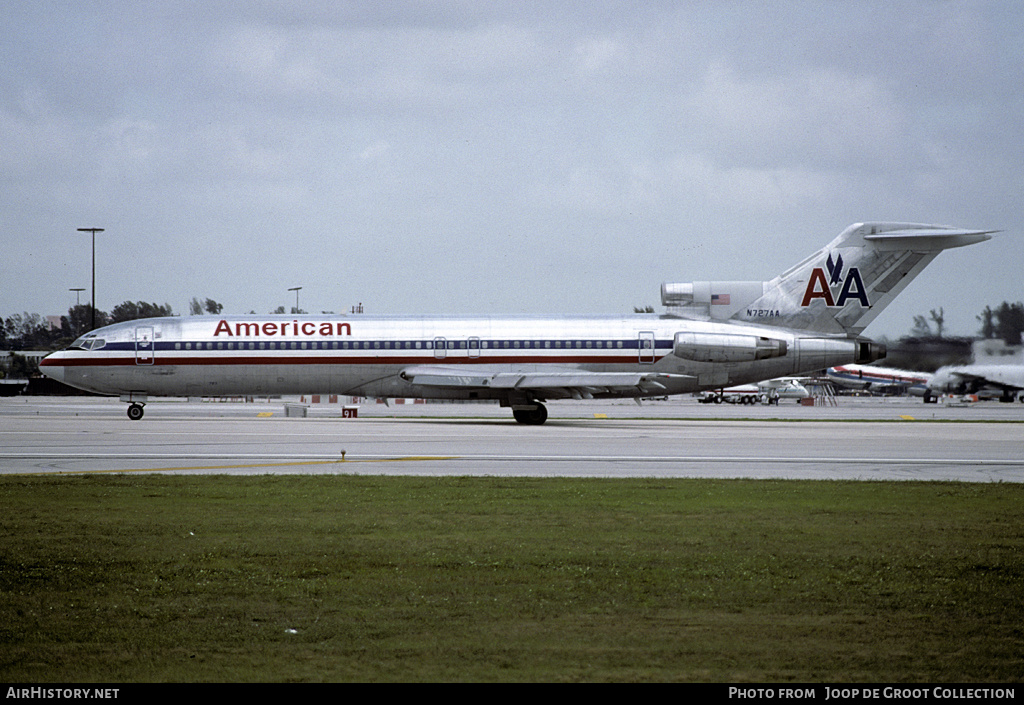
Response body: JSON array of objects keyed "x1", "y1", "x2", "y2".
[{"x1": 1, "y1": 396, "x2": 1022, "y2": 481}]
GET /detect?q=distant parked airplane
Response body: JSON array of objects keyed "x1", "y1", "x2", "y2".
[
  {"x1": 699, "y1": 377, "x2": 811, "y2": 404},
  {"x1": 826, "y1": 364, "x2": 932, "y2": 397},
  {"x1": 928, "y1": 364, "x2": 1024, "y2": 402}
]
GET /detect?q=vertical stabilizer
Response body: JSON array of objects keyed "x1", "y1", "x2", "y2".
[{"x1": 731, "y1": 222, "x2": 995, "y2": 336}]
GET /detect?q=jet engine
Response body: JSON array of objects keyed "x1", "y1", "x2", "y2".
[
  {"x1": 661, "y1": 281, "x2": 768, "y2": 320},
  {"x1": 672, "y1": 332, "x2": 787, "y2": 363}
]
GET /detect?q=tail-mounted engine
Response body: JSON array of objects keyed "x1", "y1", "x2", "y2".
[
  {"x1": 673, "y1": 332, "x2": 787, "y2": 363},
  {"x1": 661, "y1": 281, "x2": 767, "y2": 319},
  {"x1": 855, "y1": 339, "x2": 886, "y2": 364}
]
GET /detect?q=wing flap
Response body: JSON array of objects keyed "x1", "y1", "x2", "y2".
[{"x1": 401, "y1": 365, "x2": 691, "y2": 395}]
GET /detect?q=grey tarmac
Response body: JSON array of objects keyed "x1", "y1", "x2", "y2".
[{"x1": 1, "y1": 396, "x2": 1022, "y2": 481}]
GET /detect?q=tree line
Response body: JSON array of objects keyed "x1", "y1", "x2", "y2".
[
  {"x1": 1, "y1": 298, "x2": 228, "y2": 353},
  {"x1": 873, "y1": 301, "x2": 1024, "y2": 372},
  {"x1": 4, "y1": 299, "x2": 1023, "y2": 355}
]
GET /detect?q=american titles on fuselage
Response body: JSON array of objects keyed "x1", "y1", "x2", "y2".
[{"x1": 213, "y1": 319, "x2": 352, "y2": 337}]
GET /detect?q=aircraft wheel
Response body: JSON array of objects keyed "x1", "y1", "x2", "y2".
[
  {"x1": 127, "y1": 404, "x2": 145, "y2": 421},
  {"x1": 512, "y1": 404, "x2": 548, "y2": 425},
  {"x1": 713, "y1": 396, "x2": 722, "y2": 404}
]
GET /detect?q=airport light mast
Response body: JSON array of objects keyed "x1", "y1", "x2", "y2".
[
  {"x1": 289, "y1": 286, "x2": 302, "y2": 314},
  {"x1": 69, "y1": 288, "x2": 86, "y2": 338},
  {"x1": 77, "y1": 228, "x2": 104, "y2": 331}
]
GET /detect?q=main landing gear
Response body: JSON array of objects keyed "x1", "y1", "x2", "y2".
[
  {"x1": 512, "y1": 403, "x2": 548, "y2": 425},
  {"x1": 127, "y1": 403, "x2": 145, "y2": 421}
]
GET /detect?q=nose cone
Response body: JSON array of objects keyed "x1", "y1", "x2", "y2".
[{"x1": 39, "y1": 353, "x2": 65, "y2": 383}]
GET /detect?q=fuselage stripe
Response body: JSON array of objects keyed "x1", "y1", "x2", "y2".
[{"x1": 43, "y1": 354, "x2": 656, "y2": 367}]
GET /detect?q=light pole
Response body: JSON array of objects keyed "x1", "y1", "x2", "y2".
[
  {"x1": 289, "y1": 287, "x2": 302, "y2": 314},
  {"x1": 77, "y1": 228, "x2": 104, "y2": 331},
  {"x1": 69, "y1": 288, "x2": 86, "y2": 337}
]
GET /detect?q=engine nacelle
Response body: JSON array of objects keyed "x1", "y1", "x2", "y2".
[
  {"x1": 661, "y1": 281, "x2": 766, "y2": 307},
  {"x1": 673, "y1": 332, "x2": 787, "y2": 363},
  {"x1": 794, "y1": 337, "x2": 883, "y2": 371},
  {"x1": 661, "y1": 282, "x2": 698, "y2": 306},
  {"x1": 855, "y1": 340, "x2": 886, "y2": 364}
]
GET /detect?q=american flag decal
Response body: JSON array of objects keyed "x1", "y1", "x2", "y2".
[{"x1": 711, "y1": 293, "x2": 730, "y2": 305}]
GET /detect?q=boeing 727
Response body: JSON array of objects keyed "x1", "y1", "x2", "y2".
[{"x1": 40, "y1": 222, "x2": 996, "y2": 423}]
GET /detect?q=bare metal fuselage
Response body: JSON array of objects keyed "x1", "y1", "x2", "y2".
[{"x1": 41, "y1": 313, "x2": 865, "y2": 402}]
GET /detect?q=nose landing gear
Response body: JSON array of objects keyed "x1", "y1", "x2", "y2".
[{"x1": 121, "y1": 394, "x2": 149, "y2": 421}]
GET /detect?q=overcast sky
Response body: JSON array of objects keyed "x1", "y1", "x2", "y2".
[{"x1": 2, "y1": 1, "x2": 1021, "y2": 339}]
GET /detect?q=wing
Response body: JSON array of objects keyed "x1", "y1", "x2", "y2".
[
  {"x1": 945, "y1": 368, "x2": 1024, "y2": 391},
  {"x1": 400, "y1": 365, "x2": 692, "y2": 400}
]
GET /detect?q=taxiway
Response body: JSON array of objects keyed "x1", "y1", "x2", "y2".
[{"x1": 1, "y1": 396, "x2": 1021, "y2": 481}]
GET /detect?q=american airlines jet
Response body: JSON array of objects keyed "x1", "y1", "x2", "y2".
[
  {"x1": 826, "y1": 364, "x2": 933, "y2": 397},
  {"x1": 40, "y1": 222, "x2": 995, "y2": 423}
]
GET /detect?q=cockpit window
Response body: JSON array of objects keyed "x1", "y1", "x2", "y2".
[{"x1": 70, "y1": 336, "x2": 106, "y2": 351}]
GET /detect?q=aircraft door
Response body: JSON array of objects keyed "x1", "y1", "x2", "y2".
[
  {"x1": 434, "y1": 337, "x2": 447, "y2": 360},
  {"x1": 135, "y1": 326, "x2": 155, "y2": 365},
  {"x1": 638, "y1": 331, "x2": 656, "y2": 364}
]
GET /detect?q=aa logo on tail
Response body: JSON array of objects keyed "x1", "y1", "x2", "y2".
[{"x1": 801, "y1": 253, "x2": 869, "y2": 308}]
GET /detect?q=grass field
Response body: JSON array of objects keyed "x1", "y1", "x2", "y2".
[{"x1": 1, "y1": 475, "x2": 1022, "y2": 682}]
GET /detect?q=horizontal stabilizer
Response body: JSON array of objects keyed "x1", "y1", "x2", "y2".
[{"x1": 863, "y1": 227, "x2": 997, "y2": 249}]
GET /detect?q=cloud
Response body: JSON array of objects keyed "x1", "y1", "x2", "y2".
[
  {"x1": 1, "y1": 2, "x2": 1020, "y2": 336},
  {"x1": 691, "y1": 62, "x2": 907, "y2": 170},
  {"x1": 358, "y1": 140, "x2": 392, "y2": 163}
]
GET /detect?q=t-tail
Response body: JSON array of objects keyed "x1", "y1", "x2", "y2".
[{"x1": 661, "y1": 222, "x2": 996, "y2": 337}]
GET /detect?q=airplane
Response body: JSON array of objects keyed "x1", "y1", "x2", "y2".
[
  {"x1": 698, "y1": 377, "x2": 810, "y2": 405},
  {"x1": 928, "y1": 363, "x2": 1024, "y2": 402},
  {"x1": 826, "y1": 363, "x2": 933, "y2": 397},
  {"x1": 40, "y1": 222, "x2": 996, "y2": 423}
]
